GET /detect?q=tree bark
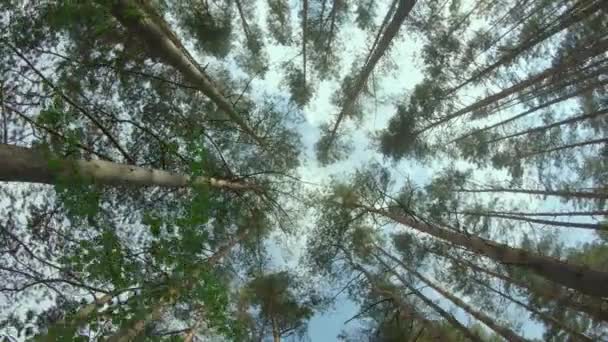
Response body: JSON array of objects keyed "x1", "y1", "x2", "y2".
[
  {"x1": 101, "y1": 0, "x2": 263, "y2": 144},
  {"x1": 363, "y1": 206, "x2": 608, "y2": 297},
  {"x1": 0, "y1": 143, "x2": 258, "y2": 191},
  {"x1": 460, "y1": 212, "x2": 605, "y2": 230}
]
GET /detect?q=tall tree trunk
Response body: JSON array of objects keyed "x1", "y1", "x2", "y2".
[
  {"x1": 478, "y1": 210, "x2": 608, "y2": 217},
  {"x1": 428, "y1": 248, "x2": 608, "y2": 323},
  {"x1": 272, "y1": 317, "x2": 280, "y2": 342},
  {"x1": 459, "y1": 211, "x2": 605, "y2": 230},
  {"x1": 0, "y1": 144, "x2": 258, "y2": 191},
  {"x1": 518, "y1": 138, "x2": 608, "y2": 159},
  {"x1": 376, "y1": 248, "x2": 529, "y2": 342},
  {"x1": 325, "y1": 0, "x2": 416, "y2": 147},
  {"x1": 361, "y1": 206, "x2": 608, "y2": 297},
  {"x1": 444, "y1": 0, "x2": 603, "y2": 96},
  {"x1": 449, "y1": 78, "x2": 608, "y2": 144},
  {"x1": 100, "y1": 0, "x2": 263, "y2": 144},
  {"x1": 486, "y1": 108, "x2": 608, "y2": 144},
  {"x1": 366, "y1": 254, "x2": 483, "y2": 342},
  {"x1": 455, "y1": 187, "x2": 607, "y2": 200},
  {"x1": 471, "y1": 277, "x2": 594, "y2": 342},
  {"x1": 302, "y1": 0, "x2": 308, "y2": 81},
  {"x1": 235, "y1": 0, "x2": 252, "y2": 45},
  {"x1": 344, "y1": 255, "x2": 445, "y2": 341},
  {"x1": 419, "y1": 39, "x2": 608, "y2": 136},
  {"x1": 364, "y1": 0, "x2": 399, "y2": 67}
]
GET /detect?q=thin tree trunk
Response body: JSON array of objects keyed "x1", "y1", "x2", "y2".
[
  {"x1": 101, "y1": 0, "x2": 263, "y2": 144},
  {"x1": 376, "y1": 249, "x2": 529, "y2": 342},
  {"x1": 419, "y1": 36, "x2": 608, "y2": 136},
  {"x1": 486, "y1": 108, "x2": 608, "y2": 144},
  {"x1": 471, "y1": 277, "x2": 593, "y2": 342},
  {"x1": 235, "y1": 0, "x2": 252, "y2": 45},
  {"x1": 460, "y1": 212, "x2": 605, "y2": 230},
  {"x1": 429, "y1": 248, "x2": 608, "y2": 323},
  {"x1": 518, "y1": 138, "x2": 608, "y2": 159},
  {"x1": 449, "y1": 78, "x2": 608, "y2": 144},
  {"x1": 364, "y1": 0, "x2": 399, "y2": 67},
  {"x1": 444, "y1": 0, "x2": 603, "y2": 96},
  {"x1": 343, "y1": 254, "x2": 444, "y2": 341},
  {"x1": 302, "y1": 0, "x2": 308, "y2": 81},
  {"x1": 0, "y1": 143, "x2": 258, "y2": 191},
  {"x1": 362, "y1": 206, "x2": 608, "y2": 297},
  {"x1": 455, "y1": 187, "x2": 607, "y2": 200},
  {"x1": 325, "y1": 0, "x2": 416, "y2": 147},
  {"x1": 478, "y1": 210, "x2": 608, "y2": 217},
  {"x1": 368, "y1": 255, "x2": 483, "y2": 342}
]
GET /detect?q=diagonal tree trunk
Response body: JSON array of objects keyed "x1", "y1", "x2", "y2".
[
  {"x1": 449, "y1": 78, "x2": 608, "y2": 144},
  {"x1": 444, "y1": 0, "x2": 604, "y2": 96},
  {"x1": 455, "y1": 187, "x2": 607, "y2": 200},
  {"x1": 0, "y1": 143, "x2": 259, "y2": 191},
  {"x1": 486, "y1": 108, "x2": 608, "y2": 144},
  {"x1": 342, "y1": 252, "x2": 445, "y2": 341},
  {"x1": 470, "y1": 277, "x2": 594, "y2": 342},
  {"x1": 361, "y1": 206, "x2": 608, "y2": 297},
  {"x1": 361, "y1": 254, "x2": 482, "y2": 342},
  {"x1": 100, "y1": 0, "x2": 263, "y2": 144},
  {"x1": 427, "y1": 247, "x2": 608, "y2": 323},
  {"x1": 476, "y1": 210, "x2": 608, "y2": 217},
  {"x1": 459, "y1": 211, "x2": 605, "y2": 230},
  {"x1": 325, "y1": 0, "x2": 416, "y2": 149},
  {"x1": 518, "y1": 138, "x2": 608, "y2": 160},
  {"x1": 376, "y1": 248, "x2": 530, "y2": 342}
]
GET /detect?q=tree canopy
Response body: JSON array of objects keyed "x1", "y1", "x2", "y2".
[{"x1": 0, "y1": 0, "x2": 607, "y2": 341}]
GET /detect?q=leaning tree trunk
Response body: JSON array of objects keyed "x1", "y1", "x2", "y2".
[
  {"x1": 368, "y1": 255, "x2": 483, "y2": 342},
  {"x1": 362, "y1": 206, "x2": 608, "y2": 297},
  {"x1": 0, "y1": 144, "x2": 258, "y2": 191},
  {"x1": 99, "y1": 0, "x2": 263, "y2": 144},
  {"x1": 376, "y1": 248, "x2": 529, "y2": 342},
  {"x1": 346, "y1": 258, "x2": 445, "y2": 341},
  {"x1": 486, "y1": 108, "x2": 608, "y2": 144},
  {"x1": 459, "y1": 212, "x2": 605, "y2": 230},
  {"x1": 455, "y1": 187, "x2": 607, "y2": 200},
  {"x1": 325, "y1": 0, "x2": 416, "y2": 146},
  {"x1": 518, "y1": 138, "x2": 608, "y2": 160},
  {"x1": 471, "y1": 277, "x2": 593, "y2": 342},
  {"x1": 428, "y1": 247, "x2": 608, "y2": 323}
]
